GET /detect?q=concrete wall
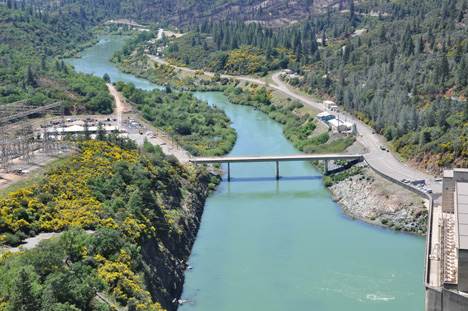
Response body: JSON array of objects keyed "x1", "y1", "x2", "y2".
[
  {"x1": 458, "y1": 249, "x2": 468, "y2": 292},
  {"x1": 426, "y1": 287, "x2": 468, "y2": 311},
  {"x1": 364, "y1": 160, "x2": 432, "y2": 201},
  {"x1": 442, "y1": 288, "x2": 468, "y2": 311},
  {"x1": 426, "y1": 288, "x2": 443, "y2": 311}
]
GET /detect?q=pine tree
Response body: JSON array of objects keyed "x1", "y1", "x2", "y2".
[
  {"x1": 83, "y1": 122, "x2": 90, "y2": 141},
  {"x1": 349, "y1": 0, "x2": 355, "y2": 23},
  {"x1": 440, "y1": 54, "x2": 449, "y2": 84},
  {"x1": 96, "y1": 122, "x2": 106, "y2": 141},
  {"x1": 26, "y1": 65, "x2": 36, "y2": 87},
  {"x1": 9, "y1": 268, "x2": 40, "y2": 311}
]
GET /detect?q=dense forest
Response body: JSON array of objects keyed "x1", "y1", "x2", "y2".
[{"x1": 0, "y1": 4, "x2": 114, "y2": 114}]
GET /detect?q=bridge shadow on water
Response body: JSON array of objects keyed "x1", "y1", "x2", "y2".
[{"x1": 225, "y1": 175, "x2": 323, "y2": 182}]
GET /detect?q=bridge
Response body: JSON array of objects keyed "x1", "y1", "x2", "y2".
[{"x1": 190, "y1": 154, "x2": 364, "y2": 181}]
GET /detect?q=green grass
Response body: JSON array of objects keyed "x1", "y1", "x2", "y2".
[{"x1": 0, "y1": 156, "x2": 70, "y2": 199}]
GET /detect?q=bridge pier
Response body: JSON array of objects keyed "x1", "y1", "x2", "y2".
[
  {"x1": 227, "y1": 162, "x2": 230, "y2": 181},
  {"x1": 324, "y1": 160, "x2": 329, "y2": 175},
  {"x1": 276, "y1": 161, "x2": 279, "y2": 180}
]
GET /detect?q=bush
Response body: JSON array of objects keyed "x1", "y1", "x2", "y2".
[
  {"x1": 381, "y1": 218, "x2": 388, "y2": 224},
  {"x1": 323, "y1": 176, "x2": 333, "y2": 187},
  {"x1": 370, "y1": 216, "x2": 376, "y2": 221},
  {"x1": 3, "y1": 232, "x2": 21, "y2": 246}
]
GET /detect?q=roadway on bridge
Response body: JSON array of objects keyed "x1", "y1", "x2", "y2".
[
  {"x1": 190, "y1": 154, "x2": 363, "y2": 163},
  {"x1": 147, "y1": 54, "x2": 442, "y2": 194}
]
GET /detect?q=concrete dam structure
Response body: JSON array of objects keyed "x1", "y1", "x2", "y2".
[{"x1": 426, "y1": 169, "x2": 468, "y2": 311}]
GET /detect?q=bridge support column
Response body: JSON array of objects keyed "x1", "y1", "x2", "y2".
[
  {"x1": 276, "y1": 161, "x2": 279, "y2": 180},
  {"x1": 324, "y1": 160, "x2": 329, "y2": 175},
  {"x1": 227, "y1": 162, "x2": 230, "y2": 182}
]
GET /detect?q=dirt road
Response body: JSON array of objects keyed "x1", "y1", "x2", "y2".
[{"x1": 106, "y1": 83, "x2": 191, "y2": 162}]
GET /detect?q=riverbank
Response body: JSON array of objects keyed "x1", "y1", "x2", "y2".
[{"x1": 328, "y1": 165, "x2": 428, "y2": 236}]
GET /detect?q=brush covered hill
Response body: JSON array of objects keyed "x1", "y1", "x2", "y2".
[{"x1": 0, "y1": 140, "x2": 215, "y2": 311}]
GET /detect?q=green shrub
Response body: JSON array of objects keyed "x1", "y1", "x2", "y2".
[
  {"x1": 3, "y1": 233, "x2": 21, "y2": 246},
  {"x1": 381, "y1": 218, "x2": 388, "y2": 224},
  {"x1": 323, "y1": 176, "x2": 333, "y2": 187},
  {"x1": 370, "y1": 216, "x2": 376, "y2": 221}
]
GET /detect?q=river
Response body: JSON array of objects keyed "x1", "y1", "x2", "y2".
[{"x1": 67, "y1": 36, "x2": 426, "y2": 311}]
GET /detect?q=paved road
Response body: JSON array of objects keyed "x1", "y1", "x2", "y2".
[
  {"x1": 147, "y1": 55, "x2": 270, "y2": 86},
  {"x1": 271, "y1": 72, "x2": 441, "y2": 194},
  {"x1": 145, "y1": 56, "x2": 442, "y2": 194}
]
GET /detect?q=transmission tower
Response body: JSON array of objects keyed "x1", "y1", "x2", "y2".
[{"x1": 0, "y1": 101, "x2": 62, "y2": 172}]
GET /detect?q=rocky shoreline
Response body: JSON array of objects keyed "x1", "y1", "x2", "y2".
[{"x1": 327, "y1": 165, "x2": 428, "y2": 236}]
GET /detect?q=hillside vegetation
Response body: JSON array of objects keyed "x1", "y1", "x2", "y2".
[
  {"x1": 0, "y1": 4, "x2": 113, "y2": 114},
  {"x1": 0, "y1": 140, "x2": 214, "y2": 310}
]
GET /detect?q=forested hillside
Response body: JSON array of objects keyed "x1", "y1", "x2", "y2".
[
  {"x1": 28, "y1": 0, "x2": 337, "y2": 27},
  {"x1": 155, "y1": 0, "x2": 468, "y2": 171},
  {"x1": 0, "y1": 4, "x2": 113, "y2": 113}
]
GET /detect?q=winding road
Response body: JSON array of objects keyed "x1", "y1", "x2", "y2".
[{"x1": 146, "y1": 55, "x2": 442, "y2": 195}]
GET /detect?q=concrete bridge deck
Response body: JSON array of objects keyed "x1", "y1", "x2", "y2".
[
  {"x1": 190, "y1": 154, "x2": 363, "y2": 180},
  {"x1": 190, "y1": 154, "x2": 363, "y2": 163}
]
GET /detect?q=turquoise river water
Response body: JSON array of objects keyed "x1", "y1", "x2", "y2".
[{"x1": 67, "y1": 36, "x2": 426, "y2": 311}]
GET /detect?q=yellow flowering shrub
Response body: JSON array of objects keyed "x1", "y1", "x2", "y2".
[{"x1": 97, "y1": 250, "x2": 164, "y2": 310}]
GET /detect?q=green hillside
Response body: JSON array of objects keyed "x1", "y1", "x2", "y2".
[{"x1": 0, "y1": 4, "x2": 112, "y2": 114}]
